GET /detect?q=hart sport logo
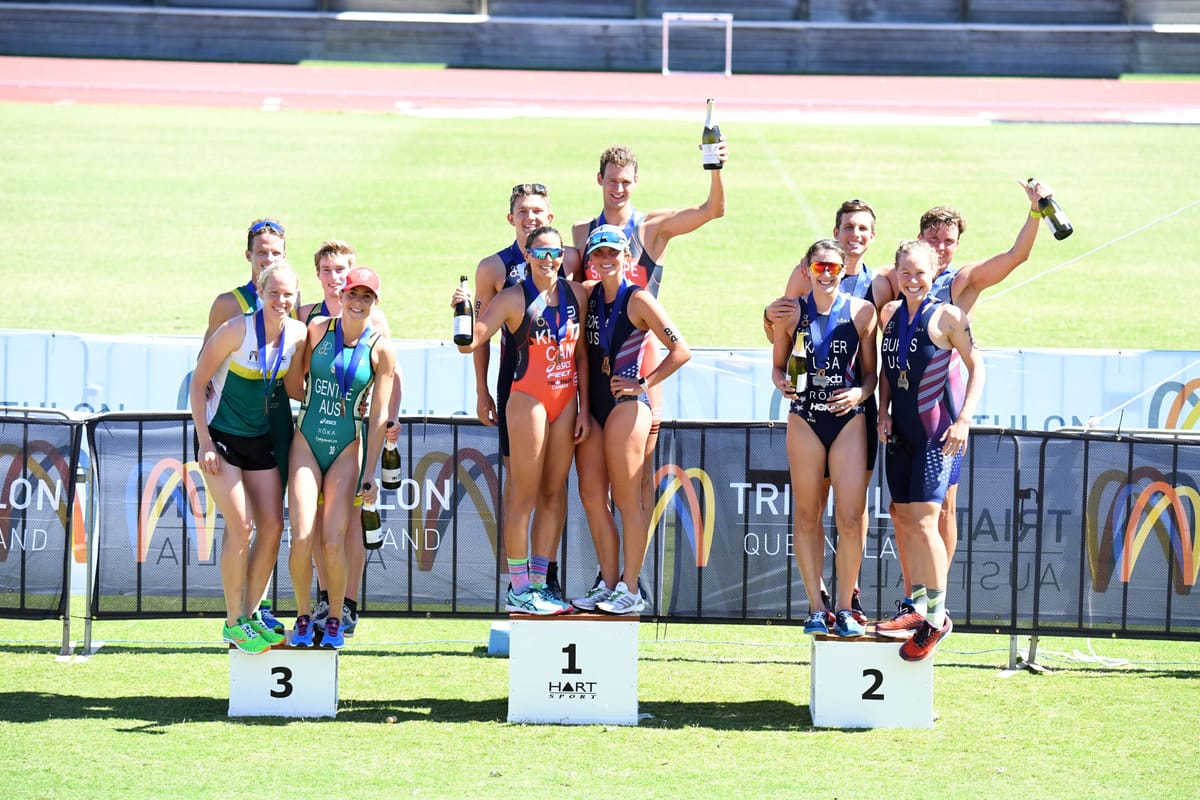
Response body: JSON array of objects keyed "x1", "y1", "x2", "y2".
[{"x1": 1086, "y1": 466, "x2": 1199, "y2": 594}]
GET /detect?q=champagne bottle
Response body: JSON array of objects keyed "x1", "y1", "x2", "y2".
[
  {"x1": 362, "y1": 500, "x2": 383, "y2": 550},
  {"x1": 452, "y1": 275, "x2": 473, "y2": 346},
  {"x1": 787, "y1": 328, "x2": 807, "y2": 395},
  {"x1": 381, "y1": 422, "x2": 402, "y2": 490},
  {"x1": 1028, "y1": 178, "x2": 1074, "y2": 241},
  {"x1": 701, "y1": 98, "x2": 722, "y2": 170}
]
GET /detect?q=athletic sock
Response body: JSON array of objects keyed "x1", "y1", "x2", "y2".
[
  {"x1": 508, "y1": 558, "x2": 531, "y2": 594},
  {"x1": 529, "y1": 555, "x2": 551, "y2": 587},
  {"x1": 925, "y1": 588, "x2": 946, "y2": 629},
  {"x1": 912, "y1": 584, "x2": 928, "y2": 616},
  {"x1": 345, "y1": 597, "x2": 358, "y2": 616},
  {"x1": 546, "y1": 560, "x2": 559, "y2": 587}
]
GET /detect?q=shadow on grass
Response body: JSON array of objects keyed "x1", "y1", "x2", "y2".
[{"x1": 0, "y1": 691, "x2": 832, "y2": 730}]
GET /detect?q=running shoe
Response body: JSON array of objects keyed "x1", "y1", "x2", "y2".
[
  {"x1": 851, "y1": 588, "x2": 868, "y2": 625},
  {"x1": 311, "y1": 598, "x2": 330, "y2": 630},
  {"x1": 342, "y1": 604, "x2": 359, "y2": 637},
  {"x1": 875, "y1": 599, "x2": 924, "y2": 639},
  {"x1": 223, "y1": 617, "x2": 271, "y2": 655},
  {"x1": 257, "y1": 601, "x2": 285, "y2": 634},
  {"x1": 899, "y1": 615, "x2": 952, "y2": 662},
  {"x1": 535, "y1": 582, "x2": 574, "y2": 614},
  {"x1": 572, "y1": 581, "x2": 612, "y2": 612},
  {"x1": 505, "y1": 587, "x2": 567, "y2": 616},
  {"x1": 834, "y1": 609, "x2": 865, "y2": 638},
  {"x1": 247, "y1": 614, "x2": 285, "y2": 647},
  {"x1": 290, "y1": 614, "x2": 315, "y2": 647},
  {"x1": 321, "y1": 617, "x2": 345, "y2": 650},
  {"x1": 803, "y1": 608, "x2": 830, "y2": 635},
  {"x1": 819, "y1": 589, "x2": 837, "y2": 630},
  {"x1": 597, "y1": 581, "x2": 645, "y2": 615}
]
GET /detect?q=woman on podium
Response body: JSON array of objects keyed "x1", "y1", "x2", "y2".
[{"x1": 772, "y1": 239, "x2": 877, "y2": 637}]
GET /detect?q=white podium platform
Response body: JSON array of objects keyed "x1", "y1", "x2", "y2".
[
  {"x1": 228, "y1": 643, "x2": 339, "y2": 718},
  {"x1": 810, "y1": 634, "x2": 934, "y2": 729},
  {"x1": 507, "y1": 614, "x2": 639, "y2": 726}
]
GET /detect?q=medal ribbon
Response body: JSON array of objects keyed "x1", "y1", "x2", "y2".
[
  {"x1": 334, "y1": 320, "x2": 373, "y2": 412},
  {"x1": 525, "y1": 281, "x2": 570, "y2": 364},
  {"x1": 254, "y1": 310, "x2": 286, "y2": 412},
  {"x1": 896, "y1": 294, "x2": 933, "y2": 373},
  {"x1": 805, "y1": 291, "x2": 848, "y2": 373},
  {"x1": 596, "y1": 278, "x2": 631, "y2": 367},
  {"x1": 241, "y1": 278, "x2": 261, "y2": 311}
]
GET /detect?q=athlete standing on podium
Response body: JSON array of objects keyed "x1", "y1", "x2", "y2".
[{"x1": 571, "y1": 137, "x2": 726, "y2": 606}]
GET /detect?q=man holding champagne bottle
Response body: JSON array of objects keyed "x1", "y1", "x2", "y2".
[{"x1": 571, "y1": 111, "x2": 728, "y2": 605}]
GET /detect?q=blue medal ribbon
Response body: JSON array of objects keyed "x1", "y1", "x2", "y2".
[
  {"x1": 254, "y1": 310, "x2": 286, "y2": 415},
  {"x1": 596, "y1": 278, "x2": 631, "y2": 374},
  {"x1": 896, "y1": 294, "x2": 933, "y2": 374},
  {"x1": 334, "y1": 320, "x2": 372, "y2": 416},
  {"x1": 241, "y1": 278, "x2": 261, "y2": 312},
  {"x1": 805, "y1": 291, "x2": 848, "y2": 373}
]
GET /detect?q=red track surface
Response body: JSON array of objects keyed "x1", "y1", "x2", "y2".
[{"x1": 2, "y1": 56, "x2": 1199, "y2": 123}]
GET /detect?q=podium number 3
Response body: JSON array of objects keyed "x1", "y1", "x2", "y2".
[
  {"x1": 861, "y1": 668, "x2": 884, "y2": 701},
  {"x1": 561, "y1": 643, "x2": 582, "y2": 675},
  {"x1": 270, "y1": 666, "x2": 294, "y2": 698}
]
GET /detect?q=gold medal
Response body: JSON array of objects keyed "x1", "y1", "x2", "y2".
[
  {"x1": 813, "y1": 369, "x2": 829, "y2": 388},
  {"x1": 602, "y1": 356, "x2": 611, "y2": 376},
  {"x1": 897, "y1": 371, "x2": 910, "y2": 390}
]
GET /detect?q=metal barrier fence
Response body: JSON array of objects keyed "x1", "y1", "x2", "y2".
[{"x1": 2, "y1": 411, "x2": 1197, "y2": 654}]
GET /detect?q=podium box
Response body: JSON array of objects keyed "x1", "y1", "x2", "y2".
[
  {"x1": 229, "y1": 644, "x2": 339, "y2": 718},
  {"x1": 809, "y1": 635, "x2": 933, "y2": 729},
  {"x1": 507, "y1": 615, "x2": 639, "y2": 726}
]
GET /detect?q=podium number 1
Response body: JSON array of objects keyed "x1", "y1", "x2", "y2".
[
  {"x1": 561, "y1": 643, "x2": 582, "y2": 675},
  {"x1": 861, "y1": 668, "x2": 884, "y2": 701}
]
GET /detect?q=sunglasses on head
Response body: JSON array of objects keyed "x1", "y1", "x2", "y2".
[
  {"x1": 512, "y1": 183, "x2": 549, "y2": 198},
  {"x1": 529, "y1": 246, "x2": 564, "y2": 260},
  {"x1": 248, "y1": 220, "x2": 284, "y2": 236},
  {"x1": 809, "y1": 261, "x2": 844, "y2": 276}
]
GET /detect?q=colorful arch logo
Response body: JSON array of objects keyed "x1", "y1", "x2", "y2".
[
  {"x1": 0, "y1": 441, "x2": 86, "y2": 563},
  {"x1": 651, "y1": 464, "x2": 715, "y2": 567},
  {"x1": 411, "y1": 448, "x2": 499, "y2": 571},
  {"x1": 127, "y1": 458, "x2": 215, "y2": 563},
  {"x1": 1086, "y1": 466, "x2": 1199, "y2": 594},
  {"x1": 1147, "y1": 378, "x2": 1200, "y2": 429}
]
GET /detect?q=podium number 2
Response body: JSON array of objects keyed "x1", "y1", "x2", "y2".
[
  {"x1": 270, "y1": 666, "x2": 294, "y2": 698},
  {"x1": 861, "y1": 668, "x2": 884, "y2": 701},
  {"x1": 561, "y1": 643, "x2": 582, "y2": 675}
]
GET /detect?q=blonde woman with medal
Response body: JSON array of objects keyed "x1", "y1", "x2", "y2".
[
  {"x1": 287, "y1": 267, "x2": 395, "y2": 649},
  {"x1": 451, "y1": 225, "x2": 590, "y2": 615},
  {"x1": 190, "y1": 261, "x2": 307, "y2": 654},
  {"x1": 772, "y1": 240, "x2": 877, "y2": 637},
  {"x1": 573, "y1": 225, "x2": 691, "y2": 615},
  {"x1": 877, "y1": 240, "x2": 985, "y2": 661}
]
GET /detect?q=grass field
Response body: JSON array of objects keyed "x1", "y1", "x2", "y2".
[
  {"x1": 4, "y1": 615, "x2": 1199, "y2": 799},
  {"x1": 1, "y1": 102, "x2": 1197, "y2": 350},
  {"x1": 3, "y1": 79, "x2": 1200, "y2": 799}
]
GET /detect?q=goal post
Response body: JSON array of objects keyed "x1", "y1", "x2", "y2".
[{"x1": 661, "y1": 12, "x2": 733, "y2": 77}]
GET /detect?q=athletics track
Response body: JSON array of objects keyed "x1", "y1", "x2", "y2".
[{"x1": 1, "y1": 56, "x2": 1199, "y2": 124}]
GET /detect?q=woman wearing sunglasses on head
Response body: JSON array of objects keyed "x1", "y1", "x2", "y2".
[
  {"x1": 452, "y1": 225, "x2": 590, "y2": 615},
  {"x1": 772, "y1": 239, "x2": 878, "y2": 638},
  {"x1": 572, "y1": 225, "x2": 691, "y2": 615}
]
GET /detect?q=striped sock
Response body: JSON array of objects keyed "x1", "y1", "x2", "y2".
[
  {"x1": 508, "y1": 558, "x2": 531, "y2": 594},
  {"x1": 529, "y1": 555, "x2": 551, "y2": 587},
  {"x1": 925, "y1": 588, "x2": 946, "y2": 629},
  {"x1": 912, "y1": 585, "x2": 928, "y2": 616}
]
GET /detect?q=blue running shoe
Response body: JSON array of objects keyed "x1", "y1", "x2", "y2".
[
  {"x1": 257, "y1": 601, "x2": 285, "y2": 634},
  {"x1": 321, "y1": 617, "x2": 345, "y2": 650},
  {"x1": 342, "y1": 604, "x2": 358, "y2": 637},
  {"x1": 290, "y1": 614, "x2": 315, "y2": 647},
  {"x1": 803, "y1": 609, "x2": 830, "y2": 635},
  {"x1": 834, "y1": 609, "x2": 865, "y2": 637}
]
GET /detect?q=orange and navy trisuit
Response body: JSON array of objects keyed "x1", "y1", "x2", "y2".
[{"x1": 507, "y1": 278, "x2": 582, "y2": 423}]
